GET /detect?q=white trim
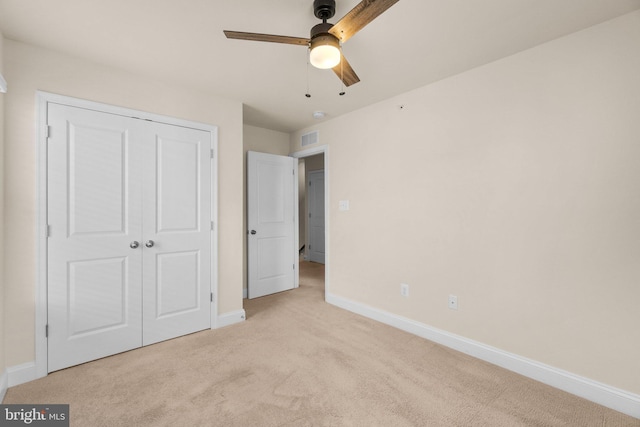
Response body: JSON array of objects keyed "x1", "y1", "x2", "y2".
[
  {"x1": 326, "y1": 292, "x2": 640, "y2": 420},
  {"x1": 0, "y1": 72, "x2": 7, "y2": 93},
  {"x1": 36, "y1": 91, "x2": 218, "y2": 130},
  {"x1": 35, "y1": 91, "x2": 219, "y2": 379},
  {"x1": 217, "y1": 310, "x2": 246, "y2": 328},
  {"x1": 35, "y1": 93, "x2": 49, "y2": 380},
  {"x1": 0, "y1": 369, "x2": 8, "y2": 402},
  {"x1": 7, "y1": 362, "x2": 38, "y2": 388},
  {"x1": 291, "y1": 145, "x2": 329, "y2": 299},
  {"x1": 293, "y1": 157, "x2": 300, "y2": 289},
  {"x1": 243, "y1": 288, "x2": 248, "y2": 299},
  {"x1": 209, "y1": 132, "x2": 219, "y2": 330}
]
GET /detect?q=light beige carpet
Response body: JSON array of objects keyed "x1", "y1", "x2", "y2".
[{"x1": 4, "y1": 261, "x2": 639, "y2": 426}]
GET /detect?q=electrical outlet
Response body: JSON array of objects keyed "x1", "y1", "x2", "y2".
[
  {"x1": 448, "y1": 295, "x2": 458, "y2": 310},
  {"x1": 400, "y1": 283, "x2": 409, "y2": 297}
]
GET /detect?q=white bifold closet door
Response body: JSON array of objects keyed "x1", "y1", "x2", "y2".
[{"x1": 47, "y1": 103, "x2": 211, "y2": 372}]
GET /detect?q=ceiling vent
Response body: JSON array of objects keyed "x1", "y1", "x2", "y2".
[{"x1": 301, "y1": 130, "x2": 319, "y2": 147}]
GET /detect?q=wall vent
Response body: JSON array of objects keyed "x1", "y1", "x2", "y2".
[{"x1": 301, "y1": 130, "x2": 319, "y2": 147}]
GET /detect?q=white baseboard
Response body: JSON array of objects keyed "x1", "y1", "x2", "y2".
[
  {"x1": 217, "y1": 309, "x2": 246, "y2": 328},
  {"x1": 7, "y1": 362, "x2": 38, "y2": 388},
  {"x1": 0, "y1": 369, "x2": 8, "y2": 403},
  {"x1": 9, "y1": 312, "x2": 247, "y2": 390},
  {"x1": 326, "y1": 292, "x2": 640, "y2": 420}
]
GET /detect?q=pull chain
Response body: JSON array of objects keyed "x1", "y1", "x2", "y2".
[
  {"x1": 305, "y1": 48, "x2": 311, "y2": 98},
  {"x1": 339, "y1": 48, "x2": 345, "y2": 96}
]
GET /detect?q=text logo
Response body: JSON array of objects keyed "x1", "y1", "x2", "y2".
[{"x1": 0, "y1": 405, "x2": 69, "y2": 427}]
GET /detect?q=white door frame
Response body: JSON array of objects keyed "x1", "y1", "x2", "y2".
[
  {"x1": 35, "y1": 91, "x2": 219, "y2": 379},
  {"x1": 291, "y1": 145, "x2": 329, "y2": 299}
]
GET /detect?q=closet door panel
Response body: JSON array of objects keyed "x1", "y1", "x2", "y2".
[
  {"x1": 156, "y1": 136, "x2": 200, "y2": 232},
  {"x1": 47, "y1": 104, "x2": 143, "y2": 372},
  {"x1": 46, "y1": 100, "x2": 214, "y2": 371},
  {"x1": 142, "y1": 122, "x2": 212, "y2": 345}
]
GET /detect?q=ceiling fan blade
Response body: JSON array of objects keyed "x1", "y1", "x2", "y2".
[
  {"x1": 332, "y1": 53, "x2": 360, "y2": 87},
  {"x1": 329, "y1": 0, "x2": 400, "y2": 43},
  {"x1": 224, "y1": 30, "x2": 309, "y2": 46}
]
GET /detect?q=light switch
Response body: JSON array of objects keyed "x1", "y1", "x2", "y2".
[{"x1": 339, "y1": 200, "x2": 350, "y2": 211}]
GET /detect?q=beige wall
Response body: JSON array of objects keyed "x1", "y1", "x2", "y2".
[
  {"x1": 3, "y1": 40, "x2": 244, "y2": 367},
  {"x1": 0, "y1": 31, "x2": 5, "y2": 377},
  {"x1": 291, "y1": 11, "x2": 640, "y2": 394},
  {"x1": 242, "y1": 124, "x2": 290, "y2": 295}
]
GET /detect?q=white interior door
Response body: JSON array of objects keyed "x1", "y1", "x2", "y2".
[
  {"x1": 47, "y1": 103, "x2": 212, "y2": 371},
  {"x1": 308, "y1": 170, "x2": 325, "y2": 264},
  {"x1": 247, "y1": 151, "x2": 297, "y2": 299},
  {"x1": 47, "y1": 104, "x2": 144, "y2": 372},
  {"x1": 142, "y1": 121, "x2": 211, "y2": 345}
]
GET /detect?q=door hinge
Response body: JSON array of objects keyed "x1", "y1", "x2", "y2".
[
  {"x1": 293, "y1": 169, "x2": 295, "y2": 176},
  {"x1": 210, "y1": 292, "x2": 214, "y2": 302},
  {"x1": 46, "y1": 224, "x2": 51, "y2": 237},
  {"x1": 293, "y1": 264, "x2": 295, "y2": 270},
  {"x1": 211, "y1": 221, "x2": 215, "y2": 231},
  {"x1": 309, "y1": 213, "x2": 311, "y2": 218},
  {"x1": 210, "y1": 149, "x2": 215, "y2": 159},
  {"x1": 45, "y1": 324, "x2": 49, "y2": 338},
  {"x1": 46, "y1": 125, "x2": 52, "y2": 139},
  {"x1": 309, "y1": 181, "x2": 312, "y2": 186}
]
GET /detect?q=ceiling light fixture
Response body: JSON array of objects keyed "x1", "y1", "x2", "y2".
[
  {"x1": 309, "y1": 23, "x2": 341, "y2": 70},
  {"x1": 224, "y1": 0, "x2": 401, "y2": 87},
  {"x1": 313, "y1": 111, "x2": 326, "y2": 119}
]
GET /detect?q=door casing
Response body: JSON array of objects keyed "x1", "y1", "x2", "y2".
[
  {"x1": 35, "y1": 92, "x2": 219, "y2": 379},
  {"x1": 292, "y1": 145, "x2": 329, "y2": 299}
]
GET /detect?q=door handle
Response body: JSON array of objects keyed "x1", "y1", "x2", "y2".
[
  {"x1": 130, "y1": 241, "x2": 140, "y2": 249},
  {"x1": 145, "y1": 240, "x2": 155, "y2": 248},
  {"x1": 250, "y1": 230, "x2": 257, "y2": 235}
]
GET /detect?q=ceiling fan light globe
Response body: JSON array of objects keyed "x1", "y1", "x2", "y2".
[
  {"x1": 310, "y1": 45, "x2": 341, "y2": 69},
  {"x1": 309, "y1": 32, "x2": 341, "y2": 69}
]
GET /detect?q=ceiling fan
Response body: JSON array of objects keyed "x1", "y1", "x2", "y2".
[{"x1": 224, "y1": 0, "x2": 400, "y2": 87}]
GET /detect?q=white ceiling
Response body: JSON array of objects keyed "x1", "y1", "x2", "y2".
[{"x1": 1, "y1": 0, "x2": 639, "y2": 132}]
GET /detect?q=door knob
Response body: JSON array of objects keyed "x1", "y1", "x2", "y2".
[
  {"x1": 250, "y1": 230, "x2": 257, "y2": 235},
  {"x1": 130, "y1": 241, "x2": 140, "y2": 249},
  {"x1": 145, "y1": 240, "x2": 155, "y2": 248}
]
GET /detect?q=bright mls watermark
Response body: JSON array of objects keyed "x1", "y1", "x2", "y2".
[{"x1": 0, "y1": 405, "x2": 69, "y2": 426}]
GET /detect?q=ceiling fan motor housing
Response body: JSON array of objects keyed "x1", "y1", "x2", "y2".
[
  {"x1": 310, "y1": 22, "x2": 340, "y2": 49},
  {"x1": 310, "y1": 22, "x2": 334, "y2": 39},
  {"x1": 314, "y1": 0, "x2": 336, "y2": 20}
]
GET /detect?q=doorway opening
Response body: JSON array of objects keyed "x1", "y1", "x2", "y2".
[
  {"x1": 294, "y1": 148, "x2": 327, "y2": 300},
  {"x1": 244, "y1": 145, "x2": 328, "y2": 303}
]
